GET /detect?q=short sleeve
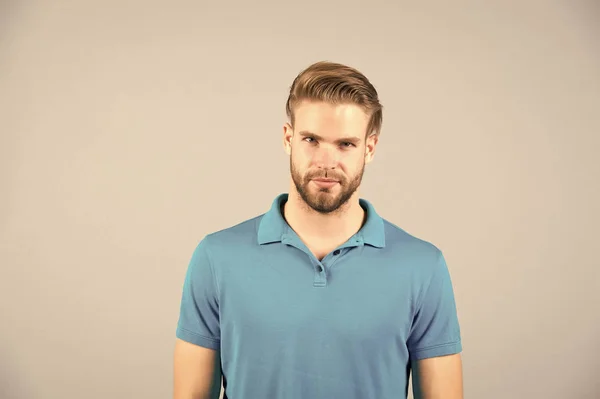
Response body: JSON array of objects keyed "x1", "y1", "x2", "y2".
[
  {"x1": 175, "y1": 236, "x2": 221, "y2": 350},
  {"x1": 407, "y1": 250, "x2": 462, "y2": 360}
]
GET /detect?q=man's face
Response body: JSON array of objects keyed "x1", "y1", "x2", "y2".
[{"x1": 284, "y1": 100, "x2": 377, "y2": 214}]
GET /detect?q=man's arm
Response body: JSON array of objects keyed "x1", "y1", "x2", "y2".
[
  {"x1": 174, "y1": 236, "x2": 223, "y2": 399},
  {"x1": 412, "y1": 353, "x2": 463, "y2": 399},
  {"x1": 407, "y1": 250, "x2": 463, "y2": 398},
  {"x1": 173, "y1": 338, "x2": 222, "y2": 399}
]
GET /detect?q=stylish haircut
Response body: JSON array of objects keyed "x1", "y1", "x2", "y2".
[{"x1": 285, "y1": 61, "x2": 383, "y2": 138}]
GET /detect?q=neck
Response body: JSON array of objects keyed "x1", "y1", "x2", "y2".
[{"x1": 282, "y1": 181, "x2": 366, "y2": 244}]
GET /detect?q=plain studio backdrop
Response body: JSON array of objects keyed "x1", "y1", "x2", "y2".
[{"x1": 1, "y1": 1, "x2": 599, "y2": 398}]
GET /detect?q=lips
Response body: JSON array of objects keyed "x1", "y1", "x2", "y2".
[
  {"x1": 312, "y1": 178, "x2": 339, "y2": 183},
  {"x1": 311, "y1": 178, "x2": 340, "y2": 189}
]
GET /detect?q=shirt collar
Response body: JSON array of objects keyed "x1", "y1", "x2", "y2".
[{"x1": 257, "y1": 193, "x2": 385, "y2": 248}]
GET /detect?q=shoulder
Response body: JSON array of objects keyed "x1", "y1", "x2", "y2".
[
  {"x1": 200, "y1": 213, "x2": 265, "y2": 254},
  {"x1": 383, "y1": 219, "x2": 442, "y2": 255},
  {"x1": 381, "y1": 219, "x2": 445, "y2": 274}
]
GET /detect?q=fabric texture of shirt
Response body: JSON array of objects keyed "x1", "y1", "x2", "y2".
[{"x1": 176, "y1": 193, "x2": 462, "y2": 399}]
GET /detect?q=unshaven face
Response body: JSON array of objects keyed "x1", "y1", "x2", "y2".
[{"x1": 285, "y1": 100, "x2": 377, "y2": 214}]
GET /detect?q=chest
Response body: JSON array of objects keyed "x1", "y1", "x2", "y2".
[{"x1": 219, "y1": 256, "x2": 415, "y2": 349}]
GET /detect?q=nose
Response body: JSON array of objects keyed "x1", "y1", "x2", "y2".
[{"x1": 313, "y1": 145, "x2": 339, "y2": 170}]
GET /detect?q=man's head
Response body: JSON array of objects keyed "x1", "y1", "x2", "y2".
[{"x1": 283, "y1": 61, "x2": 383, "y2": 214}]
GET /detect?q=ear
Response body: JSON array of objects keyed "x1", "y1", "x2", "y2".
[
  {"x1": 283, "y1": 122, "x2": 294, "y2": 156},
  {"x1": 364, "y1": 134, "x2": 379, "y2": 164}
]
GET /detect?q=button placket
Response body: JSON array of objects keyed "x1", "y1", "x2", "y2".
[
  {"x1": 309, "y1": 256, "x2": 327, "y2": 287},
  {"x1": 313, "y1": 262, "x2": 327, "y2": 287}
]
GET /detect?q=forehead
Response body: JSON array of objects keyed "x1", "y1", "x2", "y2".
[{"x1": 294, "y1": 101, "x2": 369, "y2": 137}]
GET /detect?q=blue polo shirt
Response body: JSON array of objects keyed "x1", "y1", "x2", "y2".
[{"x1": 176, "y1": 193, "x2": 462, "y2": 399}]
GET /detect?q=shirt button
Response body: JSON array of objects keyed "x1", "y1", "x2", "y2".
[
  {"x1": 317, "y1": 265, "x2": 323, "y2": 272},
  {"x1": 333, "y1": 250, "x2": 340, "y2": 255}
]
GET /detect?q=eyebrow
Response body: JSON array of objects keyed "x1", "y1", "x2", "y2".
[{"x1": 297, "y1": 130, "x2": 362, "y2": 145}]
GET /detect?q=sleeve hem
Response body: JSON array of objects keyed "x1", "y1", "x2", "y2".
[
  {"x1": 410, "y1": 341, "x2": 462, "y2": 360},
  {"x1": 176, "y1": 326, "x2": 220, "y2": 350}
]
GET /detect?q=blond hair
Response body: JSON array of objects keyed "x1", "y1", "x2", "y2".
[{"x1": 285, "y1": 61, "x2": 383, "y2": 137}]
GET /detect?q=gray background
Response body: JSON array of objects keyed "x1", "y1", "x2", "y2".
[{"x1": 1, "y1": 1, "x2": 599, "y2": 398}]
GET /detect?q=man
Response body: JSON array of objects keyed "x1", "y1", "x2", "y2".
[{"x1": 173, "y1": 61, "x2": 463, "y2": 399}]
